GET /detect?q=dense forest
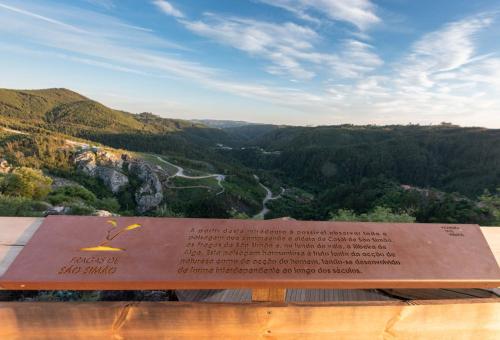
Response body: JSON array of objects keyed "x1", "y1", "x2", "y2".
[{"x1": 1, "y1": 88, "x2": 499, "y2": 225}]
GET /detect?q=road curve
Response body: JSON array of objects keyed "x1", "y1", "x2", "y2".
[
  {"x1": 156, "y1": 156, "x2": 225, "y2": 195},
  {"x1": 253, "y1": 175, "x2": 284, "y2": 219}
]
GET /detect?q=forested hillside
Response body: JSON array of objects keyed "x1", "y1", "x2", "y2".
[
  {"x1": 217, "y1": 124, "x2": 500, "y2": 223},
  {"x1": 231, "y1": 124, "x2": 500, "y2": 196},
  {"x1": 1, "y1": 88, "x2": 499, "y2": 225},
  {"x1": 0, "y1": 88, "x2": 232, "y2": 158}
]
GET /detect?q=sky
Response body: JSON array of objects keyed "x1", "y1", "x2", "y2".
[{"x1": 0, "y1": 0, "x2": 499, "y2": 127}]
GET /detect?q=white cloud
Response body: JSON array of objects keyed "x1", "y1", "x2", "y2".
[
  {"x1": 328, "y1": 40, "x2": 383, "y2": 78},
  {"x1": 153, "y1": 0, "x2": 184, "y2": 18},
  {"x1": 257, "y1": 0, "x2": 380, "y2": 30},
  {"x1": 322, "y1": 14, "x2": 500, "y2": 126},
  {"x1": 181, "y1": 14, "x2": 382, "y2": 80},
  {"x1": 398, "y1": 14, "x2": 494, "y2": 89},
  {"x1": 1, "y1": 1, "x2": 500, "y2": 127},
  {"x1": 0, "y1": 2, "x2": 86, "y2": 33},
  {"x1": 84, "y1": 0, "x2": 115, "y2": 10},
  {"x1": 182, "y1": 16, "x2": 319, "y2": 79},
  {"x1": 0, "y1": 3, "x2": 214, "y2": 79},
  {"x1": 116, "y1": 22, "x2": 154, "y2": 33},
  {"x1": 0, "y1": 1, "x2": 332, "y2": 113}
]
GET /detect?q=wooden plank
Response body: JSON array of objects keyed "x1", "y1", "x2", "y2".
[
  {"x1": 175, "y1": 289, "x2": 396, "y2": 303},
  {"x1": 252, "y1": 288, "x2": 287, "y2": 302},
  {"x1": 0, "y1": 300, "x2": 499, "y2": 339},
  {"x1": 481, "y1": 227, "x2": 500, "y2": 265},
  {"x1": 381, "y1": 289, "x2": 498, "y2": 300}
]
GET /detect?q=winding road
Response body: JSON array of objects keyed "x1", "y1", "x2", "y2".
[
  {"x1": 253, "y1": 175, "x2": 285, "y2": 219},
  {"x1": 155, "y1": 156, "x2": 226, "y2": 195}
]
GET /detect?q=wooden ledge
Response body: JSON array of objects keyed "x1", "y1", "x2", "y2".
[{"x1": 0, "y1": 299, "x2": 499, "y2": 339}]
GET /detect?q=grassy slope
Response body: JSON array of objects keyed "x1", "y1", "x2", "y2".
[
  {"x1": 0, "y1": 88, "x2": 217, "y2": 135},
  {"x1": 0, "y1": 88, "x2": 86, "y2": 120}
]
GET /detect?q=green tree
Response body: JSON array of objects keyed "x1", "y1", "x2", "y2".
[
  {"x1": 47, "y1": 185, "x2": 97, "y2": 206},
  {"x1": 230, "y1": 209, "x2": 250, "y2": 219},
  {"x1": 0, "y1": 167, "x2": 52, "y2": 199},
  {"x1": 153, "y1": 204, "x2": 184, "y2": 217},
  {"x1": 0, "y1": 194, "x2": 50, "y2": 217},
  {"x1": 330, "y1": 206, "x2": 416, "y2": 223},
  {"x1": 479, "y1": 189, "x2": 500, "y2": 225},
  {"x1": 96, "y1": 197, "x2": 121, "y2": 213},
  {"x1": 329, "y1": 209, "x2": 358, "y2": 221}
]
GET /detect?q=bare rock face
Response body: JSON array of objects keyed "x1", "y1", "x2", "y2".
[
  {"x1": 74, "y1": 150, "x2": 129, "y2": 193},
  {"x1": 50, "y1": 176, "x2": 83, "y2": 189},
  {"x1": 96, "y1": 150, "x2": 124, "y2": 169},
  {"x1": 129, "y1": 161, "x2": 163, "y2": 212},
  {"x1": 44, "y1": 206, "x2": 70, "y2": 216},
  {"x1": 95, "y1": 167, "x2": 129, "y2": 193},
  {"x1": 0, "y1": 159, "x2": 11, "y2": 174},
  {"x1": 74, "y1": 151, "x2": 97, "y2": 176},
  {"x1": 93, "y1": 210, "x2": 116, "y2": 217},
  {"x1": 73, "y1": 150, "x2": 163, "y2": 212}
]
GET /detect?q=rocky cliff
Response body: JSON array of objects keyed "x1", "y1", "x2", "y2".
[
  {"x1": 128, "y1": 160, "x2": 163, "y2": 213},
  {"x1": 74, "y1": 149, "x2": 163, "y2": 212}
]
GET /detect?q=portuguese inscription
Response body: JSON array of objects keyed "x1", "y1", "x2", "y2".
[
  {"x1": 1, "y1": 216, "x2": 499, "y2": 290},
  {"x1": 441, "y1": 225, "x2": 465, "y2": 237},
  {"x1": 57, "y1": 256, "x2": 119, "y2": 276},
  {"x1": 177, "y1": 227, "x2": 400, "y2": 276}
]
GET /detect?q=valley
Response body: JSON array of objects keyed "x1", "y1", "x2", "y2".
[
  {"x1": 253, "y1": 175, "x2": 284, "y2": 220},
  {"x1": 0, "y1": 88, "x2": 499, "y2": 225}
]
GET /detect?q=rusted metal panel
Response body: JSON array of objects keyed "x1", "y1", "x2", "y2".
[{"x1": 1, "y1": 216, "x2": 499, "y2": 290}]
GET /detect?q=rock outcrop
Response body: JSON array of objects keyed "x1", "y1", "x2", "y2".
[
  {"x1": 129, "y1": 160, "x2": 163, "y2": 213},
  {"x1": 50, "y1": 176, "x2": 83, "y2": 189},
  {"x1": 93, "y1": 210, "x2": 116, "y2": 217},
  {"x1": 73, "y1": 149, "x2": 163, "y2": 212},
  {"x1": 95, "y1": 167, "x2": 129, "y2": 193},
  {"x1": 74, "y1": 151, "x2": 97, "y2": 176},
  {"x1": 96, "y1": 150, "x2": 124, "y2": 169},
  {"x1": 44, "y1": 206, "x2": 70, "y2": 216},
  {"x1": 74, "y1": 150, "x2": 129, "y2": 193}
]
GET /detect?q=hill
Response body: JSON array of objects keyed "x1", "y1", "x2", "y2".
[
  {"x1": 247, "y1": 124, "x2": 500, "y2": 197},
  {"x1": 0, "y1": 88, "x2": 86, "y2": 121},
  {"x1": 1, "y1": 88, "x2": 499, "y2": 225},
  {"x1": 0, "y1": 88, "x2": 185, "y2": 133},
  {"x1": 0, "y1": 88, "x2": 233, "y2": 158},
  {"x1": 191, "y1": 119, "x2": 256, "y2": 129},
  {"x1": 214, "y1": 124, "x2": 500, "y2": 222}
]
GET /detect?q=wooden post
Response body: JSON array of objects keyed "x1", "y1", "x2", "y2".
[{"x1": 252, "y1": 288, "x2": 287, "y2": 302}]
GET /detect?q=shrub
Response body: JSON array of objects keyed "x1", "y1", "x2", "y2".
[
  {"x1": 47, "y1": 186, "x2": 97, "y2": 206},
  {"x1": 0, "y1": 194, "x2": 49, "y2": 217},
  {"x1": 153, "y1": 204, "x2": 184, "y2": 217},
  {"x1": 96, "y1": 197, "x2": 120, "y2": 213},
  {"x1": 330, "y1": 206, "x2": 416, "y2": 223},
  {"x1": 67, "y1": 203, "x2": 95, "y2": 215},
  {"x1": 0, "y1": 167, "x2": 52, "y2": 199}
]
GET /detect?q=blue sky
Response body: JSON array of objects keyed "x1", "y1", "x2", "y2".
[{"x1": 0, "y1": 0, "x2": 499, "y2": 127}]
